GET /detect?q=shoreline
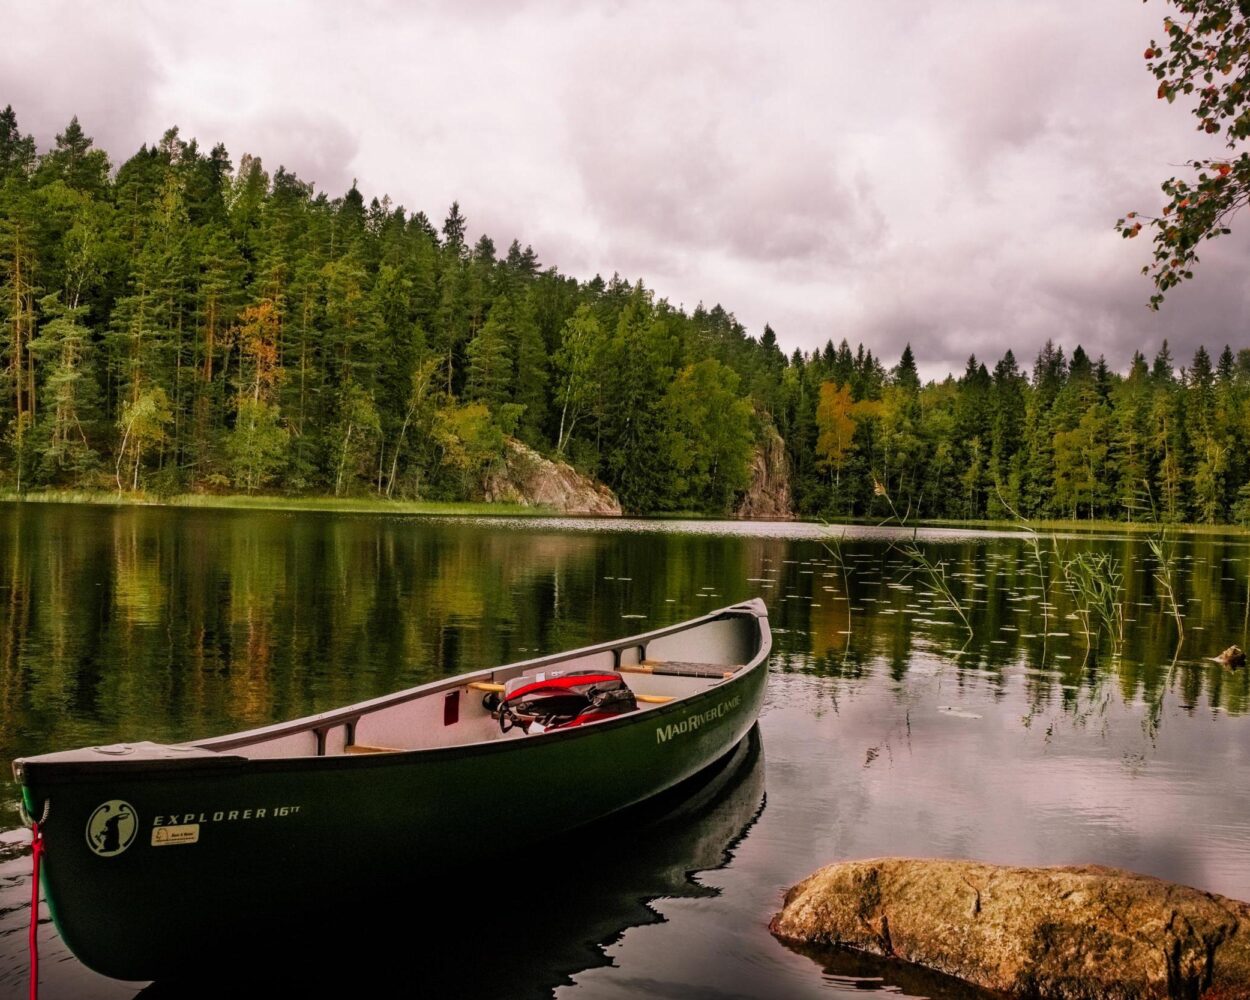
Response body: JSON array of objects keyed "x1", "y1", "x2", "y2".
[
  {"x1": 0, "y1": 490, "x2": 1245, "y2": 536},
  {"x1": 0, "y1": 490, "x2": 555, "y2": 519}
]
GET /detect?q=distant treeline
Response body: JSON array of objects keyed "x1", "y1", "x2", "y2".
[{"x1": 1, "y1": 106, "x2": 1248, "y2": 522}]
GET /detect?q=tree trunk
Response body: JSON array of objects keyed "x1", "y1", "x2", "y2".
[
  {"x1": 386, "y1": 405, "x2": 416, "y2": 498},
  {"x1": 335, "y1": 423, "x2": 354, "y2": 497}
]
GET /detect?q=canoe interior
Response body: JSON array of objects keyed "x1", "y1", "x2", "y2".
[{"x1": 183, "y1": 602, "x2": 765, "y2": 760}]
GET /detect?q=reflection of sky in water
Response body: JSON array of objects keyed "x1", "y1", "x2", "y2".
[
  {"x1": 446, "y1": 514, "x2": 1250, "y2": 550},
  {"x1": 0, "y1": 504, "x2": 1248, "y2": 999},
  {"x1": 447, "y1": 515, "x2": 1076, "y2": 543},
  {"x1": 565, "y1": 661, "x2": 1250, "y2": 1000}
]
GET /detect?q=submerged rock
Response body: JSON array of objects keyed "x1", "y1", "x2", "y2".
[
  {"x1": 770, "y1": 858, "x2": 1250, "y2": 999},
  {"x1": 1216, "y1": 645, "x2": 1246, "y2": 669},
  {"x1": 482, "y1": 438, "x2": 621, "y2": 515}
]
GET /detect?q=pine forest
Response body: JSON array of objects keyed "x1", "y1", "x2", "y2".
[{"x1": 3, "y1": 106, "x2": 1250, "y2": 524}]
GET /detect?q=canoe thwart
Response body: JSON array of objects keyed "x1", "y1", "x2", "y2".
[{"x1": 621, "y1": 660, "x2": 739, "y2": 680}]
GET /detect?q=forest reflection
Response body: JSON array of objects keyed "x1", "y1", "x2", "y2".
[{"x1": 2, "y1": 504, "x2": 1248, "y2": 814}]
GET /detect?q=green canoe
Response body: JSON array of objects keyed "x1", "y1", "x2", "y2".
[{"x1": 14, "y1": 599, "x2": 771, "y2": 981}]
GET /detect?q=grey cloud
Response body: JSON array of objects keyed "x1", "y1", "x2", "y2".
[
  {"x1": 3, "y1": 0, "x2": 1248, "y2": 380},
  {"x1": 718, "y1": 159, "x2": 887, "y2": 264},
  {"x1": 859, "y1": 222, "x2": 1250, "y2": 378},
  {"x1": 559, "y1": 18, "x2": 885, "y2": 270},
  {"x1": 2, "y1": 3, "x2": 162, "y2": 158},
  {"x1": 933, "y1": 11, "x2": 1068, "y2": 160},
  {"x1": 189, "y1": 108, "x2": 361, "y2": 199}
]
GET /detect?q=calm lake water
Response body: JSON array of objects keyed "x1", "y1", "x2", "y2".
[{"x1": 1, "y1": 504, "x2": 1249, "y2": 999}]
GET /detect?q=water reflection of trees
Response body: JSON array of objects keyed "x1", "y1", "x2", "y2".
[
  {"x1": 0, "y1": 507, "x2": 629, "y2": 769},
  {"x1": 774, "y1": 533, "x2": 1250, "y2": 719},
  {"x1": 1, "y1": 508, "x2": 1248, "y2": 796}
]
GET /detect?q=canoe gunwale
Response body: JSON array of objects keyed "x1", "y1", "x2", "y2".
[
  {"x1": 194, "y1": 597, "x2": 768, "y2": 752},
  {"x1": 15, "y1": 599, "x2": 771, "y2": 784}
]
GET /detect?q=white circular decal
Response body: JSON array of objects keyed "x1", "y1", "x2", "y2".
[{"x1": 85, "y1": 800, "x2": 138, "y2": 857}]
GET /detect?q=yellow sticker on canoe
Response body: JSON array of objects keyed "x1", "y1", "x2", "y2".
[{"x1": 151, "y1": 823, "x2": 199, "y2": 847}]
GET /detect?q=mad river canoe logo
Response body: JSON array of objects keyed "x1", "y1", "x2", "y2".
[
  {"x1": 655, "y1": 695, "x2": 741, "y2": 744},
  {"x1": 85, "y1": 800, "x2": 138, "y2": 857}
]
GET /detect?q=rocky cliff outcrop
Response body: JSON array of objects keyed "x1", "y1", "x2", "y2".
[
  {"x1": 735, "y1": 423, "x2": 793, "y2": 519},
  {"x1": 771, "y1": 858, "x2": 1250, "y2": 999},
  {"x1": 483, "y1": 438, "x2": 621, "y2": 515}
]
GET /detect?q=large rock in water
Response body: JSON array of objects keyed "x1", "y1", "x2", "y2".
[
  {"x1": 770, "y1": 858, "x2": 1250, "y2": 999},
  {"x1": 482, "y1": 438, "x2": 621, "y2": 515},
  {"x1": 735, "y1": 423, "x2": 793, "y2": 519}
]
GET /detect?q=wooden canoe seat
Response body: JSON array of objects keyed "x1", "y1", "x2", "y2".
[
  {"x1": 344, "y1": 744, "x2": 403, "y2": 755},
  {"x1": 620, "y1": 660, "x2": 739, "y2": 680}
]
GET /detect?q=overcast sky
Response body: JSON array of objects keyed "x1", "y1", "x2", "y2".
[{"x1": 5, "y1": 0, "x2": 1248, "y2": 379}]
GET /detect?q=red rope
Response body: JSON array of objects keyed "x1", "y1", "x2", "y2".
[{"x1": 28, "y1": 820, "x2": 43, "y2": 1000}]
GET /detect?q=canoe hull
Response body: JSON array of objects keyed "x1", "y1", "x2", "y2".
[{"x1": 20, "y1": 608, "x2": 768, "y2": 981}]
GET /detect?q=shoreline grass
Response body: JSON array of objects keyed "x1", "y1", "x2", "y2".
[{"x1": 0, "y1": 490, "x2": 558, "y2": 519}]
